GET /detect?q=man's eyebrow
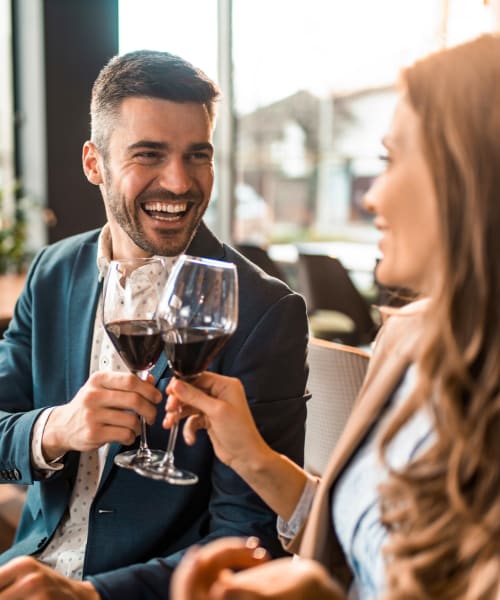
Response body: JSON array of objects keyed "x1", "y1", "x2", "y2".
[
  {"x1": 126, "y1": 141, "x2": 214, "y2": 154},
  {"x1": 127, "y1": 141, "x2": 168, "y2": 152},
  {"x1": 189, "y1": 142, "x2": 214, "y2": 154}
]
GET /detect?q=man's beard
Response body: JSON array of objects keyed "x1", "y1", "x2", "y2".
[{"x1": 103, "y1": 182, "x2": 205, "y2": 257}]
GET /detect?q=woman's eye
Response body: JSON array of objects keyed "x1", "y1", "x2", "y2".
[{"x1": 378, "y1": 154, "x2": 392, "y2": 169}]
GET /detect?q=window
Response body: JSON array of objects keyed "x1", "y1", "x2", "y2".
[
  {"x1": 0, "y1": 0, "x2": 15, "y2": 224},
  {"x1": 119, "y1": 0, "x2": 497, "y2": 249}
]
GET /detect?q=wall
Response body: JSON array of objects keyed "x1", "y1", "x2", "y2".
[{"x1": 14, "y1": 0, "x2": 119, "y2": 245}]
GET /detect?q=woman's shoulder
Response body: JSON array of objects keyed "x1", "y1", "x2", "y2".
[
  {"x1": 367, "y1": 299, "x2": 429, "y2": 367},
  {"x1": 377, "y1": 298, "x2": 428, "y2": 339}
]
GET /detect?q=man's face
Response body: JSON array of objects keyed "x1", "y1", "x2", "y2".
[{"x1": 84, "y1": 97, "x2": 215, "y2": 258}]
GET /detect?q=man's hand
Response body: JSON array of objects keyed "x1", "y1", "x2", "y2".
[
  {"x1": 42, "y1": 371, "x2": 162, "y2": 460},
  {"x1": 0, "y1": 557, "x2": 100, "y2": 599}
]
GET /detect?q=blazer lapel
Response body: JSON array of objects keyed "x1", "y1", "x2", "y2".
[
  {"x1": 185, "y1": 221, "x2": 226, "y2": 260},
  {"x1": 65, "y1": 240, "x2": 101, "y2": 402}
]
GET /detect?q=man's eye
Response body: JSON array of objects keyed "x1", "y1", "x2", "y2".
[
  {"x1": 189, "y1": 152, "x2": 212, "y2": 162},
  {"x1": 135, "y1": 152, "x2": 160, "y2": 160}
]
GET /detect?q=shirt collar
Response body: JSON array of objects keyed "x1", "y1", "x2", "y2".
[{"x1": 96, "y1": 223, "x2": 178, "y2": 281}]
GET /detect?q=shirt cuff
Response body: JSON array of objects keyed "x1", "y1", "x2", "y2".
[
  {"x1": 31, "y1": 407, "x2": 65, "y2": 475},
  {"x1": 277, "y1": 474, "x2": 320, "y2": 543}
]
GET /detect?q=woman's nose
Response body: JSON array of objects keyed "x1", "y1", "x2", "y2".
[{"x1": 363, "y1": 188, "x2": 375, "y2": 214}]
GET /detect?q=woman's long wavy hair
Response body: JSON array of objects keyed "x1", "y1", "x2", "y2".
[{"x1": 378, "y1": 35, "x2": 500, "y2": 599}]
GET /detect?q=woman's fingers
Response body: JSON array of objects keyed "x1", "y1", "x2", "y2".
[
  {"x1": 171, "y1": 538, "x2": 269, "y2": 600},
  {"x1": 183, "y1": 413, "x2": 208, "y2": 445}
]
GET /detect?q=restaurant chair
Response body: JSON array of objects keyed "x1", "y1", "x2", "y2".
[
  {"x1": 304, "y1": 337, "x2": 370, "y2": 476},
  {"x1": 297, "y1": 253, "x2": 379, "y2": 346},
  {"x1": 236, "y1": 244, "x2": 289, "y2": 284}
]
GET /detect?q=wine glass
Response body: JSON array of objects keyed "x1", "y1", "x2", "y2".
[
  {"x1": 102, "y1": 257, "x2": 168, "y2": 469},
  {"x1": 135, "y1": 254, "x2": 239, "y2": 485}
]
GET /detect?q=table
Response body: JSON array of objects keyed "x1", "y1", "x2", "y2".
[{"x1": 0, "y1": 273, "x2": 26, "y2": 332}]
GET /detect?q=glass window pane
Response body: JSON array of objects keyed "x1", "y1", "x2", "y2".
[
  {"x1": 119, "y1": 0, "x2": 218, "y2": 80},
  {"x1": 232, "y1": 0, "x2": 496, "y2": 248}
]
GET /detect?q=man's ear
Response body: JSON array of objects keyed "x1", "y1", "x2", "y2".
[{"x1": 82, "y1": 141, "x2": 104, "y2": 185}]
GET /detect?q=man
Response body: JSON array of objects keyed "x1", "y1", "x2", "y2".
[{"x1": 0, "y1": 51, "x2": 309, "y2": 599}]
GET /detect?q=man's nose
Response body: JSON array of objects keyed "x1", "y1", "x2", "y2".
[{"x1": 159, "y1": 157, "x2": 192, "y2": 195}]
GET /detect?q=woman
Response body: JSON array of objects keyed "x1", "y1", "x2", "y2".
[{"x1": 166, "y1": 34, "x2": 500, "y2": 599}]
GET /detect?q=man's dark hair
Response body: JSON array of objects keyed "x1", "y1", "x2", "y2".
[{"x1": 90, "y1": 50, "x2": 220, "y2": 152}]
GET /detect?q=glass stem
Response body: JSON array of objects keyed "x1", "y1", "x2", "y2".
[
  {"x1": 161, "y1": 422, "x2": 179, "y2": 468},
  {"x1": 135, "y1": 369, "x2": 152, "y2": 459},
  {"x1": 158, "y1": 374, "x2": 195, "y2": 469}
]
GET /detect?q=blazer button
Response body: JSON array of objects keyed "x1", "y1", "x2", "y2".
[
  {"x1": 13, "y1": 469, "x2": 21, "y2": 480},
  {"x1": 0, "y1": 469, "x2": 6, "y2": 479}
]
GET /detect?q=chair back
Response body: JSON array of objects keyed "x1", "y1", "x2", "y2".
[
  {"x1": 236, "y1": 244, "x2": 288, "y2": 283},
  {"x1": 305, "y1": 337, "x2": 370, "y2": 475},
  {"x1": 297, "y1": 253, "x2": 377, "y2": 345}
]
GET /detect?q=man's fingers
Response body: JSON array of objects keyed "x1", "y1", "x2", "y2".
[
  {"x1": 0, "y1": 557, "x2": 38, "y2": 591},
  {"x1": 83, "y1": 389, "x2": 159, "y2": 425},
  {"x1": 89, "y1": 371, "x2": 162, "y2": 404}
]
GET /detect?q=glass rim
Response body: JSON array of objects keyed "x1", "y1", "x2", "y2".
[
  {"x1": 108, "y1": 257, "x2": 165, "y2": 266},
  {"x1": 178, "y1": 254, "x2": 237, "y2": 271}
]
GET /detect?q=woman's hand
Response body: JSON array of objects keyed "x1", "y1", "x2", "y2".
[
  {"x1": 171, "y1": 538, "x2": 345, "y2": 600},
  {"x1": 164, "y1": 372, "x2": 311, "y2": 523},
  {"x1": 170, "y1": 537, "x2": 269, "y2": 600},
  {"x1": 164, "y1": 373, "x2": 269, "y2": 472}
]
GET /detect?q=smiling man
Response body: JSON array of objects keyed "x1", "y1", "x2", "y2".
[{"x1": 0, "y1": 51, "x2": 309, "y2": 599}]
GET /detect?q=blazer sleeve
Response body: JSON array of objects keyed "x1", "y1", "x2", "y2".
[
  {"x1": 0, "y1": 250, "x2": 52, "y2": 485},
  {"x1": 88, "y1": 290, "x2": 310, "y2": 600}
]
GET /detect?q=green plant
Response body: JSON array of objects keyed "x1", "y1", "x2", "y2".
[{"x1": 0, "y1": 187, "x2": 28, "y2": 274}]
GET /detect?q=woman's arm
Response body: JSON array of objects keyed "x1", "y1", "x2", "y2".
[{"x1": 165, "y1": 373, "x2": 311, "y2": 522}]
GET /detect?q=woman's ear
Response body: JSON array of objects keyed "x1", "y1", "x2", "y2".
[{"x1": 82, "y1": 141, "x2": 104, "y2": 185}]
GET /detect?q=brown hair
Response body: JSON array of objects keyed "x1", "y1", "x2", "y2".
[
  {"x1": 90, "y1": 50, "x2": 220, "y2": 154},
  {"x1": 379, "y1": 35, "x2": 500, "y2": 599}
]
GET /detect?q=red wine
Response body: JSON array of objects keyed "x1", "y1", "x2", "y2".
[
  {"x1": 161, "y1": 326, "x2": 231, "y2": 379},
  {"x1": 105, "y1": 319, "x2": 163, "y2": 372}
]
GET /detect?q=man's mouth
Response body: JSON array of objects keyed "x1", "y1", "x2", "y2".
[{"x1": 141, "y1": 201, "x2": 190, "y2": 221}]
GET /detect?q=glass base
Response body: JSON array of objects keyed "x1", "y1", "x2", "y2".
[
  {"x1": 134, "y1": 462, "x2": 199, "y2": 485},
  {"x1": 114, "y1": 449, "x2": 166, "y2": 470}
]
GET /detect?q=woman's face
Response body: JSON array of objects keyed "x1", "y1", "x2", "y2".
[{"x1": 364, "y1": 95, "x2": 441, "y2": 295}]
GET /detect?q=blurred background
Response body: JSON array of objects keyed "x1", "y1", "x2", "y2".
[{"x1": 0, "y1": 0, "x2": 498, "y2": 340}]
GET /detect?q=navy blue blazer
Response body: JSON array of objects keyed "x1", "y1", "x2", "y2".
[{"x1": 0, "y1": 222, "x2": 309, "y2": 599}]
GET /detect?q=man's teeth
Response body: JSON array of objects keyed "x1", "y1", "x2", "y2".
[
  {"x1": 143, "y1": 202, "x2": 188, "y2": 214},
  {"x1": 143, "y1": 201, "x2": 188, "y2": 220}
]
